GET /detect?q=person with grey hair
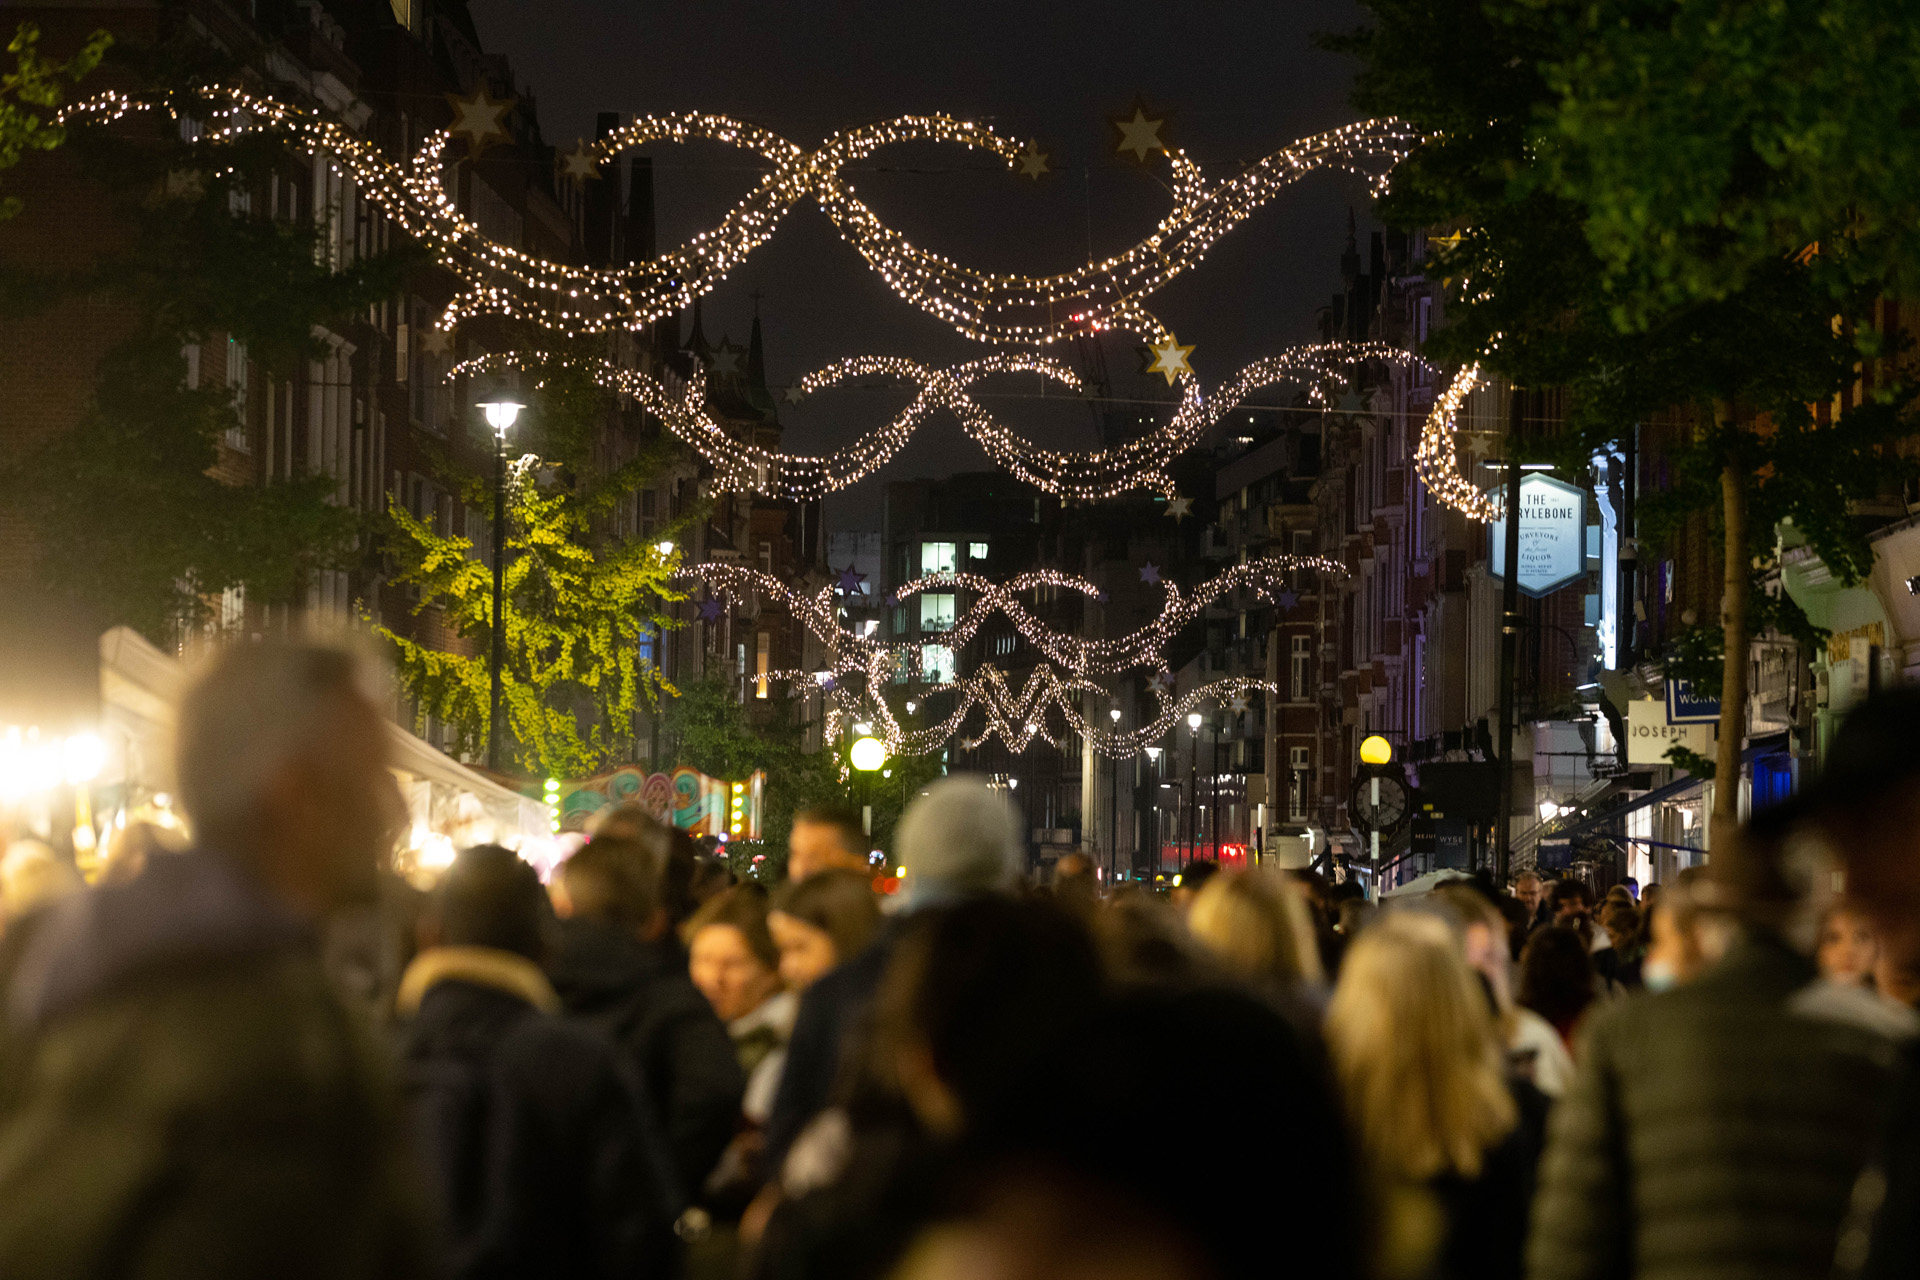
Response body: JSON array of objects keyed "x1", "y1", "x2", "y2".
[
  {"x1": 761, "y1": 775, "x2": 1023, "y2": 1190},
  {"x1": 0, "y1": 640, "x2": 429, "y2": 1278}
]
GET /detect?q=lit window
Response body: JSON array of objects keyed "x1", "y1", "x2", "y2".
[
  {"x1": 969, "y1": 541, "x2": 989, "y2": 561},
  {"x1": 921, "y1": 645, "x2": 957, "y2": 683},
  {"x1": 921, "y1": 542, "x2": 956, "y2": 575},
  {"x1": 919, "y1": 593, "x2": 956, "y2": 632}
]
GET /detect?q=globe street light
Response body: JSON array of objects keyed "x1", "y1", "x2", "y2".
[
  {"x1": 1108, "y1": 707, "x2": 1122, "y2": 881},
  {"x1": 1185, "y1": 711, "x2": 1203, "y2": 867},
  {"x1": 1144, "y1": 745, "x2": 1164, "y2": 880},
  {"x1": 476, "y1": 377, "x2": 525, "y2": 772}
]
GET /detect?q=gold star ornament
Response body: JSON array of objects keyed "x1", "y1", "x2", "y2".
[
  {"x1": 562, "y1": 139, "x2": 601, "y2": 183},
  {"x1": 1015, "y1": 140, "x2": 1051, "y2": 180},
  {"x1": 1166, "y1": 495, "x2": 1194, "y2": 521},
  {"x1": 1146, "y1": 334, "x2": 1194, "y2": 385},
  {"x1": 1111, "y1": 100, "x2": 1168, "y2": 163},
  {"x1": 446, "y1": 87, "x2": 513, "y2": 154}
]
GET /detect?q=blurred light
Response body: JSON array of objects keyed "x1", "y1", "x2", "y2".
[
  {"x1": 1145, "y1": 746, "x2": 1162, "y2": 761},
  {"x1": 850, "y1": 736, "x2": 887, "y2": 772},
  {"x1": 1539, "y1": 800, "x2": 1561, "y2": 820},
  {"x1": 1007, "y1": 777, "x2": 1019, "y2": 789},
  {"x1": 1186, "y1": 712, "x2": 1202, "y2": 731},
  {"x1": 904, "y1": 700, "x2": 917, "y2": 713},
  {"x1": 895, "y1": 866, "x2": 907, "y2": 878},
  {"x1": 1172, "y1": 873, "x2": 1183, "y2": 887},
  {"x1": 1359, "y1": 735, "x2": 1392, "y2": 766},
  {"x1": 1110, "y1": 708, "x2": 1122, "y2": 723},
  {"x1": 656, "y1": 539, "x2": 675, "y2": 555},
  {"x1": 480, "y1": 400, "x2": 523, "y2": 433}
]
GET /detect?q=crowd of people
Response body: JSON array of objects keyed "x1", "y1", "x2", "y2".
[{"x1": 0, "y1": 637, "x2": 1914, "y2": 1280}]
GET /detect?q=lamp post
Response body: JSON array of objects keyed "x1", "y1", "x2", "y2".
[
  {"x1": 1144, "y1": 745, "x2": 1162, "y2": 880},
  {"x1": 1185, "y1": 710, "x2": 1202, "y2": 869},
  {"x1": 477, "y1": 380, "x2": 525, "y2": 773},
  {"x1": 851, "y1": 733, "x2": 886, "y2": 837},
  {"x1": 1108, "y1": 706, "x2": 1122, "y2": 883}
]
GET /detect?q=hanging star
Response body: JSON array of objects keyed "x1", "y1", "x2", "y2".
[
  {"x1": 1166, "y1": 495, "x2": 1193, "y2": 521},
  {"x1": 1228, "y1": 695, "x2": 1249, "y2": 713},
  {"x1": 698, "y1": 598, "x2": 726, "y2": 622},
  {"x1": 835, "y1": 564, "x2": 868, "y2": 594},
  {"x1": 1015, "y1": 139, "x2": 1050, "y2": 179},
  {"x1": 1096, "y1": 590, "x2": 1109, "y2": 603},
  {"x1": 1275, "y1": 589, "x2": 1300, "y2": 612},
  {"x1": 1111, "y1": 100, "x2": 1168, "y2": 163},
  {"x1": 1139, "y1": 562, "x2": 1160, "y2": 584},
  {"x1": 446, "y1": 87, "x2": 513, "y2": 154},
  {"x1": 1145, "y1": 334, "x2": 1194, "y2": 385},
  {"x1": 562, "y1": 139, "x2": 601, "y2": 182},
  {"x1": 419, "y1": 328, "x2": 453, "y2": 356},
  {"x1": 1466, "y1": 432, "x2": 1495, "y2": 460},
  {"x1": 783, "y1": 383, "x2": 806, "y2": 404},
  {"x1": 708, "y1": 343, "x2": 743, "y2": 375},
  {"x1": 1334, "y1": 390, "x2": 1365, "y2": 415}
]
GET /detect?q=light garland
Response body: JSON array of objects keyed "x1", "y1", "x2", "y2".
[
  {"x1": 679, "y1": 558, "x2": 1338, "y2": 759},
  {"x1": 1414, "y1": 361, "x2": 1501, "y2": 521},
  {"x1": 58, "y1": 87, "x2": 1415, "y2": 346},
  {"x1": 459, "y1": 341, "x2": 1432, "y2": 500}
]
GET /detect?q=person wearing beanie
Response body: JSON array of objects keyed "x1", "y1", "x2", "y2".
[{"x1": 761, "y1": 776, "x2": 1023, "y2": 1193}]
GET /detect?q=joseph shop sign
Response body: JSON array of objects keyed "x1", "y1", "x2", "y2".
[
  {"x1": 1626, "y1": 699, "x2": 1716, "y2": 766},
  {"x1": 1489, "y1": 473, "x2": 1588, "y2": 598}
]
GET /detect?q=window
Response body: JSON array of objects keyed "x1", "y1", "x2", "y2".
[
  {"x1": 921, "y1": 542, "x2": 956, "y2": 575},
  {"x1": 921, "y1": 644, "x2": 957, "y2": 684},
  {"x1": 758, "y1": 540, "x2": 773, "y2": 574},
  {"x1": 1289, "y1": 747, "x2": 1310, "y2": 821},
  {"x1": 1291, "y1": 635, "x2": 1311, "y2": 701},
  {"x1": 224, "y1": 337, "x2": 250, "y2": 451},
  {"x1": 891, "y1": 604, "x2": 908, "y2": 637},
  {"x1": 755, "y1": 632, "x2": 771, "y2": 700},
  {"x1": 919, "y1": 593, "x2": 956, "y2": 632},
  {"x1": 968, "y1": 541, "x2": 989, "y2": 561}
]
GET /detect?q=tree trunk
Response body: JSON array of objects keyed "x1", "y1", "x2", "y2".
[{"x1": 1710, "y1": 435, "x2": 1749, "y2": 856}]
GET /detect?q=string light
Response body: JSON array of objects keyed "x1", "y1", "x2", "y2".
[
  {"x1": 458, "y1": 341, "x2": 1432, "y2": 500},
  {"x1": 58, "y1": 87, "x2": 1415, "y2": 346},
  {"x1": 1414, "y1": 361, "x2": 1502, "y2": 522},
  {"x1": 679, "y1": 559, "x2": 1339, "y2": 759}
]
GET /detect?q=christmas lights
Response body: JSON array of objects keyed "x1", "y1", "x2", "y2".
[
  {"x1": 678, "y1": 560, "x2": 1338, "y2": 759},
  {"x1": 1414, "y1": 361, "x2": 1502, "y2": 522},
  {"x1": 58, "y1": 87, "x2": 1415, "y2": 346},
  {"x1": 458, "y1": 341, "x2": 1431, "y2": 500}
]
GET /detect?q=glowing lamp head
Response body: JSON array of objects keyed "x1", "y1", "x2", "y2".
[
  {"x1": 1186, "y1": 711, "x2": 1203, "y2": 731},
  {"x1": 850, "y1": 736, "x2": 887, "y2": 772},
  {"x1": 1359, "y1": 734, "x2": 1393, "y2": 767},
  {"x1": 1110, "y1": 708, "x2": 1122, "y2": 724},
  {"x1": 1145, "y1": 746, "x2": 1162, "y2": 761}
]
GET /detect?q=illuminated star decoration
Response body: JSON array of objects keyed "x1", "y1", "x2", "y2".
[
  {"x1": 1275, "y1": 589, "x2": 1300, "y2": 612},
  {"x1": 562, "y1": 139, "x2": 601, "y2": 182},
  {"x1": 698, "y1": 598, "x2": 726, "y2": 622},
  {"x1": 446, "y1": 87, "x2": 513, "y2": 154},
  {"x1": 1146, "y1": 334, "x2": 1194, "y2": 385},
  {"x1": 1334, "y1": 390, "x2": 1365, "y2": 415},
  {"x1": 1165, "y1": 495, "x2": 1193, "y2": 521},
  {"x1": 1228, "y1": 695, "x2": 1249, "y2": 713},
  {"x1": 1466, "y1": 432, "x2": 1495, "y2": 460},
  {"x1": 419, "y1": 327, "x2": 453, "y2": 356},
  {"x1": 835, "y1": 564, "x2": 868, "y2": 595},
  {"x1": 783, "y1": 383, "x2": 807, "y2": 404},
  {"x1": 1139, "y1": 562, "x2": 1160, "y2": 584},
  {"x1": 1015, "y1": 139, "x2": 1050, "y2": 179},
  {"x1": 708, "y1": 343, "x2": 743, "y2": 375},
  {"x1": 1111, "y1": 100, "x2": 1168, "y2": 162}
]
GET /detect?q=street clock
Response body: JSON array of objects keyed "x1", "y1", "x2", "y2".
[{"x1": 1350, "y1": 770, "x2": 1410, "y2": 834}]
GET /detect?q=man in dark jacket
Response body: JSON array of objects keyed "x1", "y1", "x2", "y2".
[
  {"x1": 1529, "y1": 805, "x2": 1912, "y2": 1280},
  {"x1": 0, "y1": 641, "x2": 431, "y2": 1279},
  {"x1": 550, "y1": 827, "x2": 743, "y2": 1195},
  {"x1": 397, "y1": 844, "x2": 680, "y2": 1278}
]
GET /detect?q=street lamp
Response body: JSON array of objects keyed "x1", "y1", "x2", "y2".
[
  {"x1": 1144, "y1": 745, "x2": 1163, "y2": 881},
  {"x1": 850, "y1": 734, "x2": 887, "y2": 837},
  {"x1": 1185, "y1": 711, "x2": 1203, "y2": 868},
  {"x1": 476, "y1": 377, "x2": 525, "y2": 772},
  {"x1": 1108, "y1": 707, "x2": 1122, "y2": 883}
]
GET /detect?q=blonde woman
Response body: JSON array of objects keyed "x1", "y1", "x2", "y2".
[
  {"x1": 1326, "y1": 911, "x2": 1541, "y2": 1280},
  {"x1": 1187, "y1": 868, "x2": 1326, "y2": 996}
]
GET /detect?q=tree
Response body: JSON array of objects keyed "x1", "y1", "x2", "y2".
[
  {"x1": 1330, "y1": 0, "x2": 1917, "y2": 852},
  {"x1": 379, "y1": 352, "x2": 688, "y2": 779},
  {"x1": 3, "y1": 61, "x2": 408, "y2": 640},
  {"x1": 0, "y1": 22, "x2": 111, "y2": 220}
]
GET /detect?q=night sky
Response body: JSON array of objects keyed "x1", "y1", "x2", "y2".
[{"x1": 467, "y1": 0, "x2": 1377, "y2": 529}]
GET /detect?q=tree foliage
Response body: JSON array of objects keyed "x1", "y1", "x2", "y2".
[
  {"x1": 1330, "y1": 0, "x2": 1919, "y2": 845},
  {"x1": 379, "y1": 350, "x2": 689, "y2": 779},
  {"x1": 3, "y1": 51, "x2": 411, "y2": 640},
  {"x1": 0, "y1": 22, "x2": 110, "y2": 221}
]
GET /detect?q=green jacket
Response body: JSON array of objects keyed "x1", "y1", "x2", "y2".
[
  {"x1": 0, "y1": 852, "x2": 432, "y2": 1280},
  {"x1": 1529, "y1": 933, "x2": 1912, "y2": 1280}
]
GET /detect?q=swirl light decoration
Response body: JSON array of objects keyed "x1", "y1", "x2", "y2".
[
  {"x1": 459, "y1": 342, "x2": 1432, "y2": 500},
  {"x1": 682, "y1": 556, "x2": 1342, "y2": 758},
  {"x1": 57, "y1": 88, "x2": 1414, "y2": 345}
]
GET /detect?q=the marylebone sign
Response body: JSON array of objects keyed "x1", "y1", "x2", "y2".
[{"x1": 1489, "y1": 472, "x2": 1588, "y2": 598}]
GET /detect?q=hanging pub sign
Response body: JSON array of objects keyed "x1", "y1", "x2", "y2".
[{"x1": 1488, "y1": 473, "x2": 1589, "y2": 598}]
